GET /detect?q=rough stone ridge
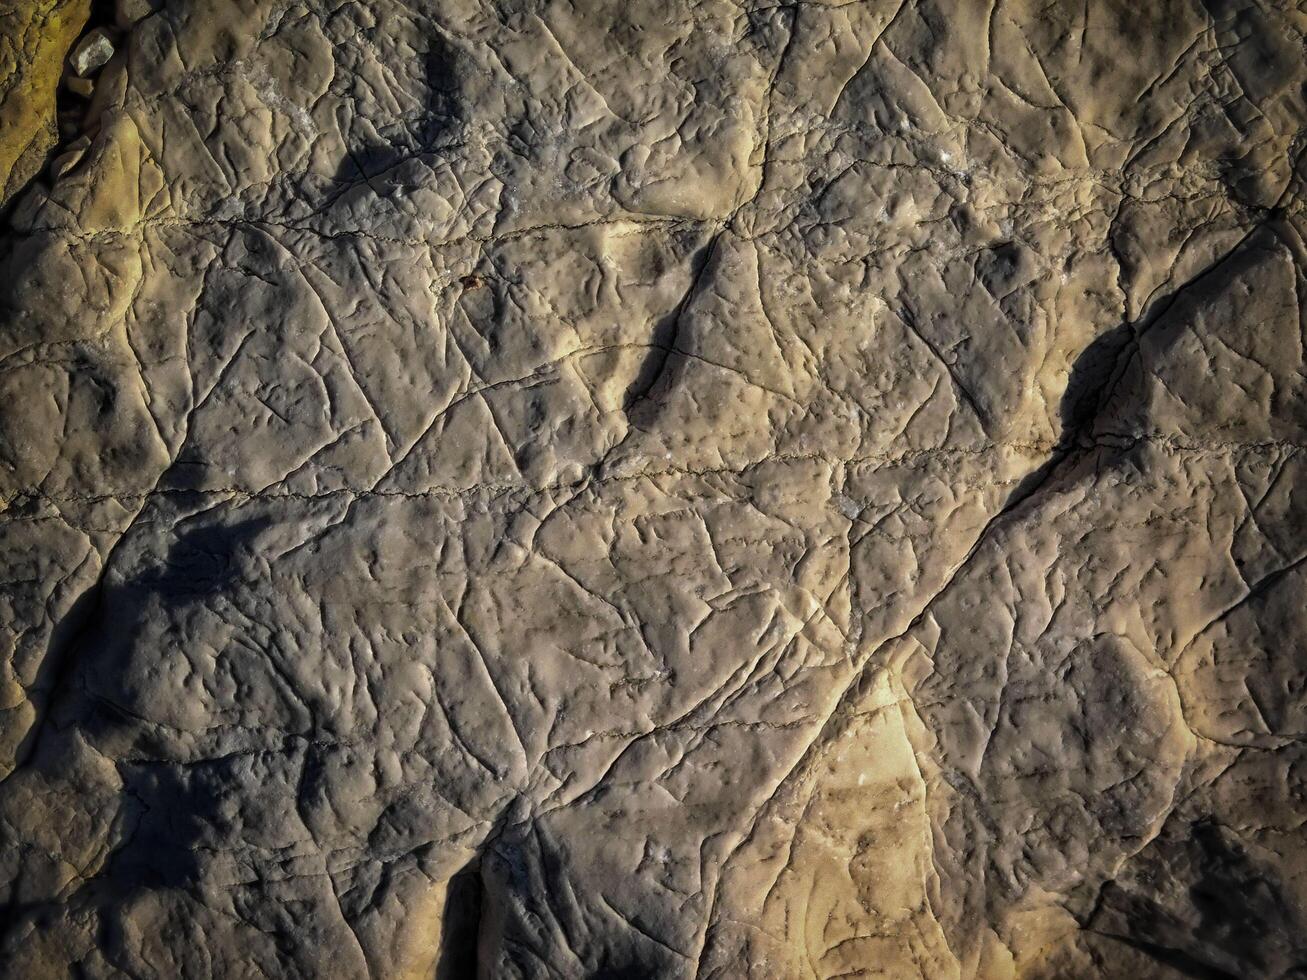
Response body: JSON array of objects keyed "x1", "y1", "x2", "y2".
[{"x1": 0, "y1": 1, "x2": 1305, "y2": 977}]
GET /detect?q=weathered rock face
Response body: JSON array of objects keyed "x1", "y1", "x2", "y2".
[
  {"x1": 0, "y1": 1, "x2": 1305, "y2": 977},
  {"x1": 0, "y1": 0, "x2": 90, "y2": 205}
]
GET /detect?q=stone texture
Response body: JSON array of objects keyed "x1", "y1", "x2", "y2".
[
  {"x1": 0, "y1": 1, "x2": 1305, "y2": 978},
  {"x1": 0, "y1": 0, "x2": 90, "y2": 205},
  {"x1": 68, "y1": 27, "x2": 114, "y2": 77}
]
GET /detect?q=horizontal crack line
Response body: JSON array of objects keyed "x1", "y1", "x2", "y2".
[{"x1": 3, "y1": 431, "x2": 1302, "y2": 512}]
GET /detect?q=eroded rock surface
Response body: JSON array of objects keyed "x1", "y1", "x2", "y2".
[
  {"x1": 0, "y1": 1, "x2": 1305, "y2": 977},
  {"x1": 0, "y1": 0, "x2": 90, "y2": 205}
]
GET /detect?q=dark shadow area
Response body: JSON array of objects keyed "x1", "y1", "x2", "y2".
[
  {"x1": 140, "y1": 513, "x2": 274, "y2": 598},
  {"x1": 1057, "y1": 322, "x2": 1135, "y2": 436},
  {"x1": 1, "y1": 480, "x2": 270, "y2": 781},
  {"x1": 105, "y1": 754, "x2": 236, "y2": 891},
  {"x1": 3, "y1": 560, "x2": 101, "y2": 774},
  {"x1": 1086, "y1": 819, "x2": 1307, "y2": 979},
  {"x1": 473, "y1": 817, "x2": 671, "y2": 979},
  {"x1": 3, "y1": 498, "x2": 274, "y2": 833},
  {"x1": 434, "y1": 864, "x2": 484, "y2": 980},
  {"x1": 992, "y1": 216, "x2": 1286, "y2": 520},
  {"x1": 331, "y1": 33, "x2": 465, "y2": 187},
  {"x1": 0, "y1": 502, "x2": 284, "y2": 963},
  {"x1": 621, "y1": 232, "x2": 722, "y2": 415}
]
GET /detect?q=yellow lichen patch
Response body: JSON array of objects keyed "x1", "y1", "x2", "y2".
[{"x1": 0, "y1": 0, "x2": 91, "y2": 204}]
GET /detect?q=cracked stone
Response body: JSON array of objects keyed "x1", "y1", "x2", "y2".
[{"x1": 0, "y1": 2, "x2": 1304, "y2": 979}]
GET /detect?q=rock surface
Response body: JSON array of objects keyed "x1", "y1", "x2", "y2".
[
  {"x1": 68, "y1": 27, "x2": 114, "y2": 78},
  {"x1": 0, "y1": 0, "x2": 89, "y2": 205},
  {"x1": 0, "y1": 1, "x2": 1305, "y2": 977}
]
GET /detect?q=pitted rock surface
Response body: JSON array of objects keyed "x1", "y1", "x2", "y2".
[{"x1": 1, "y1": 2, "x2": 1306, "y2": 977}]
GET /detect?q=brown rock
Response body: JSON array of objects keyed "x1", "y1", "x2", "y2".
[
  {"x1": 115, "y1": 0, "x2": 153, "y2": 28},
  {"x1": 0, "y1": 3, "x2": 1304, "y2": 979}
]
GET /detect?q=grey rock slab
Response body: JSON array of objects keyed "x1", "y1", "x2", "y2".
[{"x1": 69, "y1": 28, "x2": 114, "y2": 78}]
